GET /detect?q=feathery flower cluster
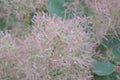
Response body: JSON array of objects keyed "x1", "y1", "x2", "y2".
[{"x1": 0, "y1": 13, "x2": 95, "y2": 80}]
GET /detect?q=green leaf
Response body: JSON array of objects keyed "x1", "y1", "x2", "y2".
[
  {"x1": 0, "y1": 18, "x2": 6, "y2": 30},
  {"x1": 98, "y1": 34, "x2": 120, "y2": 64},
  {"x1": 46, "y1": 0, "x2": 73, "y2": 19},
  {"x1": 92, "y1": 61, "x2": 114, "y2": 76},
  {"x1": 112, "y1": 46, "x2": 120, "y2": 61},
  {"x1": 98, "y1": 35, "x2": 120, "y2": 52},
  {"x1": 92, "y1": 72, "x2": 117, "y2": 80}
]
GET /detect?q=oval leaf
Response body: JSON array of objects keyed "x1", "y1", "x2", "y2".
[
  {"x1": 92, "y1": 61, "x2": 114, "y2": 76},
  {"x1": 47, "y1": 0, "x2": 73, "y2": 19}
]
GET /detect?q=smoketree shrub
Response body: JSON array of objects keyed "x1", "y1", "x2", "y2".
[{"x1": 0, "y1": 0, "x2": 120, "y2": 80}]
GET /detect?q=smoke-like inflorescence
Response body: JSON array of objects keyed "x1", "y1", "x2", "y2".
[{"x1": 0, "y1": 12, "x2": 95, "y2": 80}]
